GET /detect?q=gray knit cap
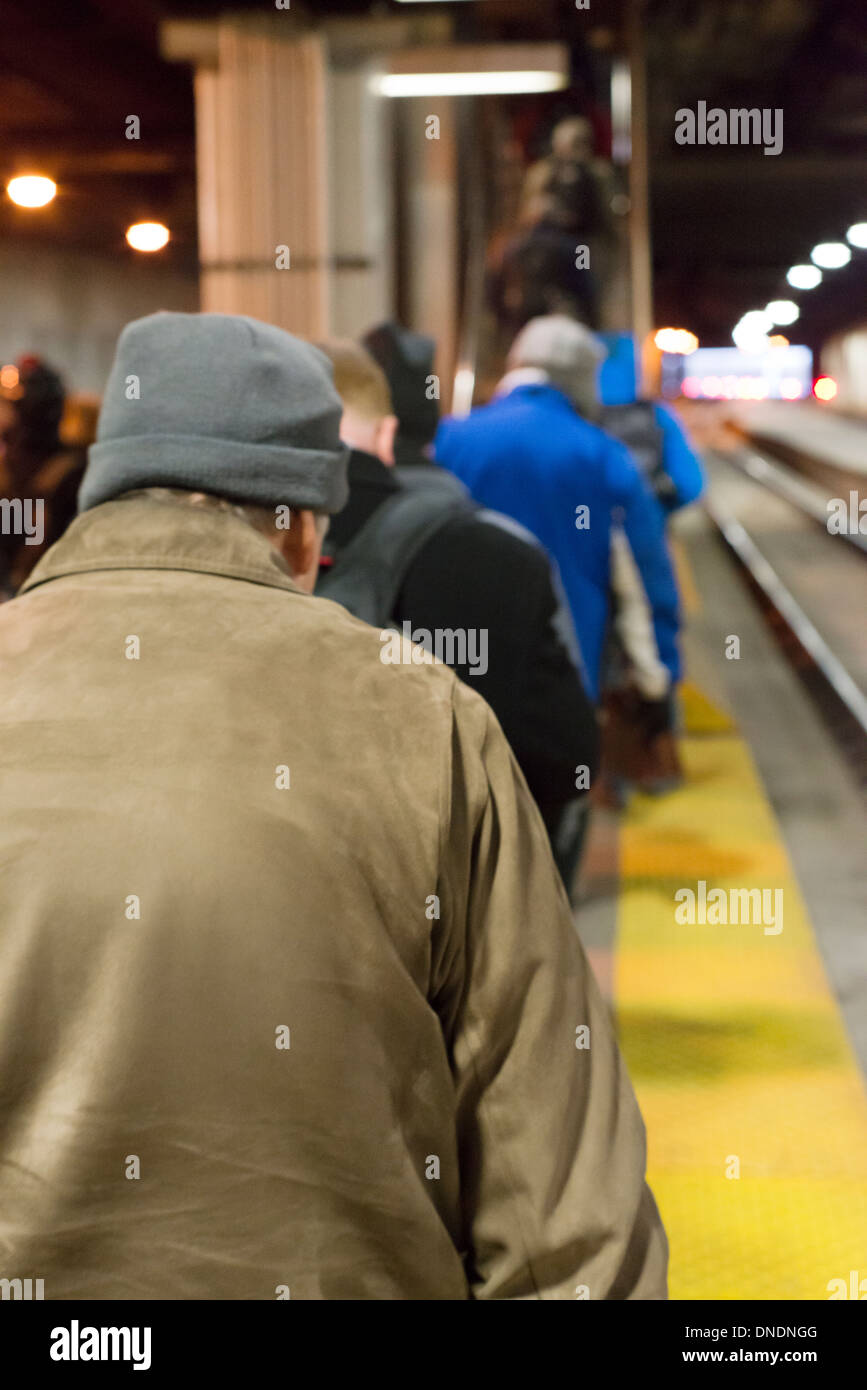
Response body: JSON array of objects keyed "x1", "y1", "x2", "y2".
[
  {"x1": 507, "y1": 314, "x2": 606, "y2": 376},
  {"x1": 79, "y1": 312, "x2": 349, "y2": 514}
]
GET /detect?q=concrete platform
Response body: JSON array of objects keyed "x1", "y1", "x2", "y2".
[
  {"x1": 576, "y1": 503, "x2": 867, "y2": 1299},
  {"x1": 731, "y1": 401, "x2": 867, "y2": 478}
]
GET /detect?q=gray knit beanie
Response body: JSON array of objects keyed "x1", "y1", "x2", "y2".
[
  {"x1": 507, "y1": 314, "x2": 606, "y2": 377},
  {"x1": 78, "y1": 312, "x2": 349, "y2": 514},
  {"x1": 506, "y1": 314, "x2": 606, "y2": 419}
]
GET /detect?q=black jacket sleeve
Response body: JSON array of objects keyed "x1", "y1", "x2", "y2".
[{"x1": 394, "y1": 512, "x2": 598, "y2": 818}]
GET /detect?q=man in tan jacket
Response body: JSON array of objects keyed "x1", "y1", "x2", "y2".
[{"x1": 0, "y1": 311, "x2": 667, "y2": 1300}]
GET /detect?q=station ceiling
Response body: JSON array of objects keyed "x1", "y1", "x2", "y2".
[{"x1": 0, "y1": 0, "x2": 864, "y2": 349}]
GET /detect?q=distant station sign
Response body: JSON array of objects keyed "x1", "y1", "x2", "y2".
[{"x1": 662, "y1": 345, "x2": 814, "y2": 402}]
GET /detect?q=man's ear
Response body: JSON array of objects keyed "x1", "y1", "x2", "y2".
[
  {"x1": 275, "y1": 509, "x2": 323, "y2": 592},
  {"x1": 375, "y1": 414, "x2": 399, "y2": 468}
]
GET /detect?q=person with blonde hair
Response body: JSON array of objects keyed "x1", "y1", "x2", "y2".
[{"x1": 318, "y1": 327, "x2": 599, "y2": 890}]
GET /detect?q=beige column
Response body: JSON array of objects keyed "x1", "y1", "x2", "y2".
[
  {"x1": 178, "y1": 16, "x2": 332, "y2": 338},
  {"x1": 400, "y1": 96, "x2": 460, "y2": 397},
  {"x1": 326, "y1": 63, "x2": 394, "y2": 339}
]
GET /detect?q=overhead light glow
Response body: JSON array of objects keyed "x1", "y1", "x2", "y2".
[
  {"x1": 377, "y1": 71, "x2": 565, "y2": 97},
  {"x1": 810, "y1": 242, "x2": 851, "y2": 270},
  {"x1": 787, "y1": 264, "x2": 822, "y2": 290},
  {"x1": 732, "y1": 310, "x2": 774, "y2": 352},
  {"x1": 846, "y1": 223, "x2": 867, "y2": 249},
  {"x1": 654, "y1": 328, "x2": 699, "y2": 354},
  {"x1": 662, "y1": 345, "x2": 814, "y2": 403},
  {"x1": 740, "y1": 310, "x2": 774, "y2": 334},
  {"x1": 736, "y1": 377, "x2": 769, "y2": 400},
  {"x1": 126, "y1": 221, "x2": 170, "y2": 252},
  {"x1": 732, "y1": 332, "x2": 770, "y2": 353},
  {"x1": 0, "y1": 364, "x2": 20, "y2": 390},
  {"x1": 6, "y1": 175, "x2": 57, "y2": 208},
  {"x1": 813, "y1": 376, "x2": 838, "y2": 402},
  {"x1": 765, "y1": 300, "x2": 799, "y2": 326}
]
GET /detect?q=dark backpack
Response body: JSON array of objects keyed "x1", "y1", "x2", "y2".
[
  {"x1": 316, "y1": 469, "x2": 475, "y2": 628},
  {"x1": 601, "y1": 402, "x2": 678, "y2": 509},
  {"x1": 317, "y1": 465, "x2": 584, "y2": 680}
]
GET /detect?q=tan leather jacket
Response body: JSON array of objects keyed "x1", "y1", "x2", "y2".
[{"x1": 0, "y1": 492, "x2": 666, "y2": 1299}]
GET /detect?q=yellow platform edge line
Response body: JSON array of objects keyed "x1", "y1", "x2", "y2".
[{"x1": 614, "y1": 717, "x2": 867, "y2": 1301}]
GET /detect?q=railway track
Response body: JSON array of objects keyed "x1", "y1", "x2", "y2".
[{"x1": 704, "y1": 444, "x2": 867, "y2": 794}]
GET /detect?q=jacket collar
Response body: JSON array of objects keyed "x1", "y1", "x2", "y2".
[
  {"x1": 18, "y1": 493, "x2": 307, "y2": 598},
  {"x1": 346, "y1": 447, "x2": 399, "y2": 491},
  {"x1": 324, "y1": 448, "x2": 398, "y2": 552},
  {"x1": 491, "y1": 372, "x2": 583, "y2": 417},
  {"x1": 493, "y1": 366, "x2": 551, "y2": 396}
]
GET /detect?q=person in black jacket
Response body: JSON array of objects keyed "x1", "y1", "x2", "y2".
[
  {"x1": 318, "y1": 329, "x2": 599, "y2": 893},
  {"x1": 0, "y1": 355, "x2": 85, "y2": 599}
]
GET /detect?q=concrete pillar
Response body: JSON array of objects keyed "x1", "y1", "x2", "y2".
[
  {"x1": 166, "y1": 15, "x2": 396, "y2": 341},
  {"x1": 326, "y1": 63, "x2": 394, "y2": 339},
  {"x1": 398, "y1": 97, "x2": 460, "y2": 398},
  {"x1": 192, "y1": 18, "x2": 331, "y2": 337}
]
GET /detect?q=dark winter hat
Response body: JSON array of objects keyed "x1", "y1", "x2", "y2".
[
  {"x1": 79, "y1": 312, "x2": 349, "y2": 514},
  {"x1": 362, "y1": 322, "x2": 439, "y2": 447}
]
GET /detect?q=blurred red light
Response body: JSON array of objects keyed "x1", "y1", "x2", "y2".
[{"x1": 813, "y1": 377, "x2": 838, "y2": 402}]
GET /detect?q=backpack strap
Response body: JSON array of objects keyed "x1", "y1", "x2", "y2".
[
  {"x1": 317, "y1": 487, "x2": 473, "y2": 628},
  {"x1": 601, "y1": 402, "x2": 676, "y2": 503},
  {"x1": 392, "y1": 464, "x2": 471, "y2": 501}
]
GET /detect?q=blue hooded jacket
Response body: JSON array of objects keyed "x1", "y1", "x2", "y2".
[
  {"x1": 435, "y1": 382, "x2": 681, "y2": 701},
  {"x1": 651, "y1": 403, "x2": 705, "y2": 510}
]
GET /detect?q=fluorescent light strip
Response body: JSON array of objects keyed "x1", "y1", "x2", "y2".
[{"x1": 377, "y1": 71, "x2": 566, "y2": 97}]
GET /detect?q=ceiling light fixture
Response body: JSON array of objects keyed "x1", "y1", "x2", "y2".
[
  {"x1": 810, "y1": 242, "x2": 851, "y2": 270},
  {"x1": 126, "y1": 221, "x2": 170, "y2": 252},
  {"x1": 846, "y1": 223, "x2": 867, "y2": 249},
  {"x1": 765, "y1": 300, "x2": 800, "y2": 326},
  {"x1": 377, "y1": 71, "x2": 565, "y2": 97},
  {"x1": 6, "y1": 175, "x2": 57, "y2": 208},
  {"x1": 786, "y1": 264, "x2": 822, "y2": 290}
]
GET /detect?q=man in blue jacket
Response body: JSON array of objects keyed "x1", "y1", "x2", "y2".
[{"x1": 434, "y1": 315, "x2": 681, "y2": 705}]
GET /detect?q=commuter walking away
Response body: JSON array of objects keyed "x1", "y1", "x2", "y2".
[
  {"x1": 0, "y1": 311, "x2": 667, "y2": 1300},
  {"x1": 319, "y1": 328, "x2": 599, "y2": 891},
  {"x1": 435, "y1": 314, "x2": 682, "y2": 706},
  {"x1": 435, "y1": 315, "x2": 684, "y2": 808}
]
